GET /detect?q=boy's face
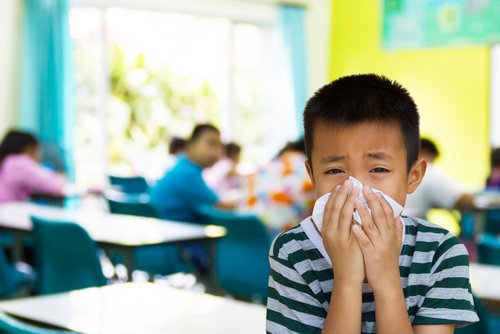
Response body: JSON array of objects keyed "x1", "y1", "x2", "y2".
[
  {"x1": 189, "y1": 131, "x2": 223, "y2": 168},
  {"x1": 305, "y1": 121, "x2": 425, "y2": 207}
]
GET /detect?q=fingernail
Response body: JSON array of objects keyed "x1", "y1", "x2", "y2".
[
  {"x1": 344, "y1": 179, "x2": 352, "y2": 188},
  {"x1": 363, "y1": 185, "x2": 372, "y2": 193},
  {"x1": 335, "y1": 185, "x2": 341, "y2": 191}
]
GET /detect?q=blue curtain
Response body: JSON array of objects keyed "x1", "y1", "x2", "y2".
[
  {"x1": 20, "y1": 0, "x2": 75, "y2": 179},
  {"x1": 279, "y1": 4, "x2": 309, "y2": 138}
]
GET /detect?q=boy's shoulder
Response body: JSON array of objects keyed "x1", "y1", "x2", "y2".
[
  {"x1": 269, "y1": 222, "x2": 326, "y2": 264},
  {"x1": 403, "y1": 215, "x2": 464, "y2": 248},
  {"x1": 270, "y1": 223, "x2": 309, "y2": 258},
  {"x1": 402, "y1": 216, "x2": 470, "y2": 271}
]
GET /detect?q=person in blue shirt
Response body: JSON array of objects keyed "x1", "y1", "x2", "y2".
[{"x1": 150, "y1": 124, "x2": 236, "y2": 223}]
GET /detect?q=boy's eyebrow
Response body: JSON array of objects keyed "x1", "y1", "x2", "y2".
[
  {"x1": 320, "y1": 155, "x2": 345, "y2": 163},
  {"x1": 366, "y1": 152, "x2": 393, "y2": 161}
]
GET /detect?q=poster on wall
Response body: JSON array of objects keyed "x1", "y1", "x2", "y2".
[{"x1": 383, "y1": 0, "x2": 500, "y2": 50}]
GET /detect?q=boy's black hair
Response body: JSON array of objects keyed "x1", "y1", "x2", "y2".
[
  {"x1": 189, "y1": 124, "x2": 220, "y2": 142},
  {"x1": 169, "y1": 137, "x2": 187, "y2": 155},
  {"x1": 420, "y1": 138, "x2": 440, "y2": 159},
  {"x1": 225, "y1": 142, "x2": 241, "y2": 159},
  {"x1": 303, "y1": 74, "x2": 420, "y2": 171},
  {"x1": 276, "y1": 137, "x2": 306, "y2": 159},
  {"x1": 0, "y1": 129, "x2": 38, "y2": 166},
  {"x1": 491, "y1": 147, "x2": 500, "y2": 168}
]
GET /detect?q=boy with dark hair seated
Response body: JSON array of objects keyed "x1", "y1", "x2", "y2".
[{"x1": 266, "y1": 74, "x2": 478, "y2": 333}]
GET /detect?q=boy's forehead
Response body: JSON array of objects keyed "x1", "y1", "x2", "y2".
[{"x1": 311, "y1": 120, "x2": 406, "y2": 157}]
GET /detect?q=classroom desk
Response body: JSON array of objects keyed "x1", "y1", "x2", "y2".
[
  {"x1": 469, "y1": 262, "x2": 500, "y2": 309},
  {"x1": 0, "y1": 202, "x2": 226, "y2": 284},
  {"x1": 458, "y1": 192, "x2": 500, "y2": 236},
  {"x1": 0, "y1": 283, "x2": 266, "y2": 334},
  {"x1": 473, "y1": 192, "x2": 500, "y2": 210}
]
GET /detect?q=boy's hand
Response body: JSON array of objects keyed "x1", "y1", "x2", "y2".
[
  {"x1": 321, "y1": 179, "x2": 365, "y2": 287},
  {"x1": 351, "y1": 186, "x2": 403, "y2": 292}
]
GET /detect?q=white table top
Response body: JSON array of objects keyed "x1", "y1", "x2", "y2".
[
  {"x1": 469, "y1": 262, "x2": 500, "y2": 304},
  {"x1": 0, "y1": 202, "x2": 225, "y2": 247},
  {"x1": 473, "y1": 192, "x2": 500, "y2": 210},
  {"x1": 0, "y1": 283, "x2": 266, "y2": 334}
]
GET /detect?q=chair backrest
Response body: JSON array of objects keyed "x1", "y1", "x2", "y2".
[
  {"x1": 198, "y1": 205, "x2": 271, "y2": 300},
  {"x1": 32, "y1": 216, "x2": 107, "y2": 294},
  {"x1": 104, "y1": 191, "x2": 158, "y2": 218},
  {"x1": 0, "y1": 246, "x2": 18, "y2": 298},
  {"x1": 0, "y1": 312, "x2": 77, "y2": 334},
  {"x1": 108, "y1": 175, "x2": 149, "y2": 194},
  {"x1": 485, "y1": 209, "x2": 500, "y2": 235},
  {"x1": 477, "y1": 233, "x2": 500, "y2": 266}
]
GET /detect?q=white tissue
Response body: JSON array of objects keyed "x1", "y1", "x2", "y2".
[{"x1": 311, "y1": 176, "x2": 403, "y2": 228}]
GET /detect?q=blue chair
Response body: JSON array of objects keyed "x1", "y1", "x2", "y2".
[
  {"x1": 104, "y1": 191, "x2": 157, "y2": 218},
  {"x1": 0, "y1": 246, "x2": 33, "y2": 298},
  {"x1": 485, "y1": 210, "x2": 500, "y2": 235},
  {"x1": 459, "y1": 212, "x2": 475, "y2": 239},
  {"x1": 31, "y1": 217, "x2": 107, "y2": 294},
  {"x1": 104, "y1": 193, "x2": 187, "y2": 276},
  {"x1": 108, "y1": 176, "x2": 149, "y2": 194},
  {"x1": 477, "y1": 233, "x2": 500, "y2": 266},
  {"x1": 198, "y1": 205, "x2": 271, "y2": 300},
  {"x1": 0, "y1": 312, "x2": 77, "y2": 334}
]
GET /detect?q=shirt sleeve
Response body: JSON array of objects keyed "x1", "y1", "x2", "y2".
[
  {"x1": 413, "y1": 234, "x2": 479, "y2": 327},
  {"x1": 266, "y1": 237, "x2": 326, "y2": 334},
  {"x1": 8, "y1": 157, "x2": 65, "y2": 196}
]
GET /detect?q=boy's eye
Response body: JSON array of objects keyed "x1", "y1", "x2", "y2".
[
  {"x1": 370, "y1": 167, "x2": 390, "y2": 173},
  {"x1": 325, "y1": 168, "x2": 345, "y2": 175}
]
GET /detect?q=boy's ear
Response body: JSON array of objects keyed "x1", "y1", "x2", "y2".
[
  {"x1": 407, "y1": 158, "x2": 427, "y2": 194},
  {"x1": 305, "y1": 160, "x2": 315, "y2": 185}
]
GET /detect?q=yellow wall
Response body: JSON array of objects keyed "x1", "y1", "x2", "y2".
[{"x1": 329, "y1": 1, "x2": 490, "y2": 188}]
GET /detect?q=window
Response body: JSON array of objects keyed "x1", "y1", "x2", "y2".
[{"x1": 70, "y1": 3, "x2": 296, "y2": 187}]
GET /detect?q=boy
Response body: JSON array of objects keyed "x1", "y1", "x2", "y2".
[
  {"x1": 266, "y1": 74, "x2": 478, "y2": 333},
  {"x1": 150, "y1": 124, "x2": 235, "y2": 223},
  {"x1": 403, "y1": 138, "x2": 475, "y2": 219}
]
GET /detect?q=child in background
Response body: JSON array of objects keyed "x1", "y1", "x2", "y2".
[
  {"x1": 150, "y1": 124, "x2": 236, "y2": 223},
  {"x1": 403, "y1": 138, "x2": 475, "y2": 219},
  {"x1": 0, "y1": 130, "x2": 65, "y2": 202},
  {"x1": 266, "y1": 74, "x2": 478, "y2": 333},
  {"x1": 240, "y1": 138, "x2": 315, "y2": 237},
  {"x1": 204, "y1": 142, "x2": 243, "y2": 194},
  {"x1": 486, "y1": 147, "x2": 500, "y2": 190}
]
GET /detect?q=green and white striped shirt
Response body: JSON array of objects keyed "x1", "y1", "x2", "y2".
[{"x1": 266, "y1": 216, "x2": 479, "y2": 333}]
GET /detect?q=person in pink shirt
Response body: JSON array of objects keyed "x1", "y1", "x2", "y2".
[
  {"x1": 0, "y1": 130, "x2": 65, "y2": 202},
  {"x1": 204, "y1": 142, "x2": 243, "y2": 194}
]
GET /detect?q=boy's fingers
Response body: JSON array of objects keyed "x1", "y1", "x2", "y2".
[
  {"x1": 321, "y1": 184, "x2": 342, "y2": 233},
  {"x1": 338, "y1": 187, "x2": 359, "y2": 239},
  {"x1": 352, "y1": 224, "x2": 374, "y2": 253},
  {"x1": 324, "y1": 179, "x2": 352, "y2": 232},
  {"x1": 355, "y1": 198, "x2": 379, "y2": 243},
  {"x1": 377, "y1": 193, "x2": 395, "y2": 228},
  {"x1": 363, "y1": 186, "x2": 386, "y2": 231},
  {"x1": 395, "y1": 216, "x2": 404, "y2": 245}
]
